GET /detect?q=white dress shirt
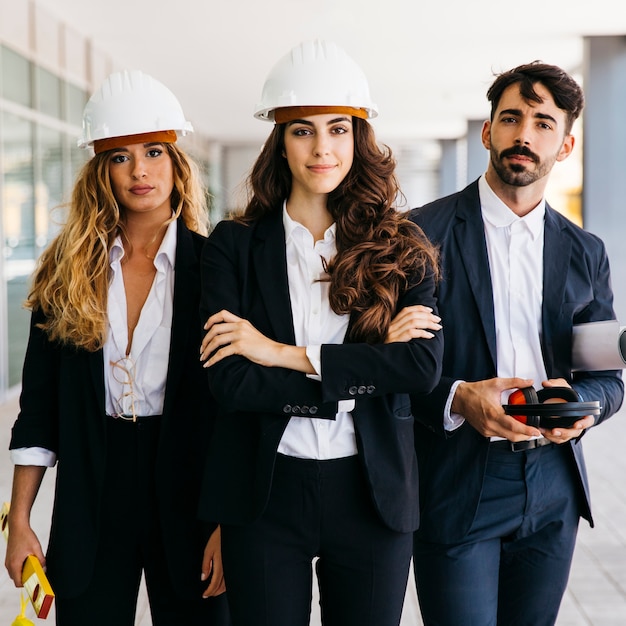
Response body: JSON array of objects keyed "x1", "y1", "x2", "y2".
[
  {"x1": 11, "y1": 219, "x2": 177, "y2": 466},
  {"x1": 445, "y1": 175, "x2": 548, "y2": 432},
  {"x1": 104, "y1": 220, "x2": 175, "y2": 419},
  {"x1": 277, "y1": 204, "x2": 358, "y2": 459}
]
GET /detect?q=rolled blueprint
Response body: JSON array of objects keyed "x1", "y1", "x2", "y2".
[{"x1": 571, "y1": 320, "x2": 626, "y2": 371}]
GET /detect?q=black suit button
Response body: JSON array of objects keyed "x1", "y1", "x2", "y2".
[
  {"x1": 366, "y1": 385, "x2": 376, "y2": 394},
  {"x1": 309, "y1": 406, "x2": 318, "y2": 415},
  {"x1": 301, "y1": 406, "x2": 309, "y2": 415},
  {"x1": 348, "y1": 386, "x2": 358, "y2": 396},
  {"x1": 283, "y1": 404, "x2": 292, "y2": 413},
  {"x1": 358, "y1": 386, "x2": 367, "y2": 395},
  {"x1": 292, "y1": 405, "x2": 301, "y2": 414}
]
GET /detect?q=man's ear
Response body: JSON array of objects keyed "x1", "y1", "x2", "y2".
[
  {"x1": 481, "y1": 120, "x2": 491, "y2": 150},
  {"x1": 556, "y1": 134, "x2": 575, "y2": 162}
]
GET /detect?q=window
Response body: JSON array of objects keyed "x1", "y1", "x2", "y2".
[
  {"x1": 36, "y1": 66, "x2": 62, "y2": 118},
  {"x1": 2, "y1": 112, "x2": 35, "y2": 386},
  {"x1": 1, "y1": 45, "x2": 32, "y2": 107}
]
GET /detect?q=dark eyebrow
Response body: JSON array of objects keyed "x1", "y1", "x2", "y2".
[
  {"x1": 499, "y1": 108, "x2": 558, "y2": 126},
  {"x1": 326, "y1": 116, "x2": 352, "y2": 124},
  {"x1": 287, "y1": 116, "x2": 352, "y2": 127},
  {"x1": 498, "y1": 108, "x2": 522, "y2": 118},
  {"x1": 111, "y1": 142, "x2": 165, "y2": 153},
  {"x1": 533, "y1": 112, "x2": 558, "y2": 125}
]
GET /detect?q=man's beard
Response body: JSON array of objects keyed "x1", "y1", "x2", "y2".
[{"x1": 490, "y1": 144, "x2": 555, "y2": 187}]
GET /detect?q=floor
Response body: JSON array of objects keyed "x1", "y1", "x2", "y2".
[{"x1": 0, "y1": 391, "x2": 625, "y2": 624}]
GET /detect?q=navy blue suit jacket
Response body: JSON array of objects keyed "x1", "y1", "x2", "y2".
[
  {"x1": 10, "y1": 219, "x2": 215, "y2": 599},
  {"x1": 197, "y1": 210, "x2": 444, "y2": 533},
  {"x1": 410, "y1": 180, "x2": 623, "y2": 544}
]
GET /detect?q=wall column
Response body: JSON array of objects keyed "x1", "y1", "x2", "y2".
[{"x1": 582, "y1": 35, "x2": 626, "y2": 321}]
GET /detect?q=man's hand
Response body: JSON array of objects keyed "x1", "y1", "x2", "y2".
[
  {"x1": 539, "y1": 378, "x2": 595, "y2": 443},
  {"x1": 452, "y1": 377, "x2": 541, "y2": 440}
]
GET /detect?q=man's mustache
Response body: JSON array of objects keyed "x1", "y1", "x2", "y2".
[{"x1": 499, "y1": 146, "x2": 539, "y2": 163}]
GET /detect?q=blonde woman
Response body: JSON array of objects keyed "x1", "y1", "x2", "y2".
[{"x1": 5, "y1": 71, "x2": 229, "y2": 626}]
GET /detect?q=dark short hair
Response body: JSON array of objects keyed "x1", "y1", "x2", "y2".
[{"x1": 487, "y1": 61, "x2": 584, "y2": 135}]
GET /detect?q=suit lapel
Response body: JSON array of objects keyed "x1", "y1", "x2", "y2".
[
  {"x1": 252, "y1": 212, "x2": 296, "y2": 345},
  {"x1": 89, "y1": 349, "x2": 107, "y2": 419},
  {"x1": 541, "y1": 206, "x2": 571, "y2": 376},
  {"x1": 162, "y1": 219, "x2": 198, "y2": 417},
  {"x1": 453, "y1": 193, "x2": 498, "y2": 368}
]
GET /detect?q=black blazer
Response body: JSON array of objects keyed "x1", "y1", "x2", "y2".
[
  {"x1": 10, "y1": 219, "x2": 215, "y2": 599},
  {"x1": 198, "y1": 210, "x2": 443, "y2": 533},
  {"x1": 410, "y1": 180, "x2": 624, "y2": 543}
]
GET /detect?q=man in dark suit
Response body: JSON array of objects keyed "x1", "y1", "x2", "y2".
[{"x1": 410, "y1": 61, "x2": 624, "y2": 625}]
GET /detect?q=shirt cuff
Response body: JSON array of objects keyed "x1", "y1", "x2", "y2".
[
  {"x1": 10, "y1": 447, "x2": 57, "y2": 467},
  {"x1": 444, "y1": 379, "x2": 466, "y2": 432},
  {"x1": 338, "y1": 399, "x2": 356, "y2": 413},
  {"x1": 304, "y1": 345, "x2": 354, "y2": 412},
  {"x1": 305, "y1": 345, "x2": 322, "y2": 381}
]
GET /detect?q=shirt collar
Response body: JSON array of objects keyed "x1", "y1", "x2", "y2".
[
  {"x1": 282, "y1": 200, "x2": 336, "y2": 244},
  {"x1": 479, "y1": 175, "x2": 545, "y2": 240},
  {"x1": 109, "y1": 215, "x2": 178, "y2": 267}
]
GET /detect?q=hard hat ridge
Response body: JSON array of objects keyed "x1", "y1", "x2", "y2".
[
  {"x1": 78, "y1": 69, "x2": 193, "y2": 150},
  {"x1": 254, "y1": 39, "x2": 378, "y2": 122}
]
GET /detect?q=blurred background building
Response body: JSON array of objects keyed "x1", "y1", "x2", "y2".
[{"x1": 1, "y1": 0, "x2": 626, "y2": 399}]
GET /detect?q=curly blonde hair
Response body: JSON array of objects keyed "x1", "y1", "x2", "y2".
[{"x1": 27, "y1": 143, "x2": 208, "y2": 351}]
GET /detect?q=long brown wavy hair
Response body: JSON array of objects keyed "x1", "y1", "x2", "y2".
[
  {"x1": 27, "y1": 143, "x2": 208, "y2": 351},
  {"x1": 239, "y1": 117, "x2": 439, "y2": 343}
]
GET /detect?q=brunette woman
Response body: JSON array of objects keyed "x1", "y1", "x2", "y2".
[{"x1": 199, "y1": 41, "x2": 443, "y2": 626}]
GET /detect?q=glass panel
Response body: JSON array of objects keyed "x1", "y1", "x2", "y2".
[
  {"x1": 7, "y1": 276, "x2": 29, "y2": 387},
  {"x1": 67, "y1": 82, "x2": 87, "y2": 126},
  {"x1": 70, "y1": 139, "x2": 90, "y2": 186},
  {"x1": 36, "y1": 66, "x2": 62, "y2": 119},
  {"x1": 38, "y1": 126, "x2": 65, "y2": 250},
  {"x1": 0, "y1": 45, "x2": 32, "y2": 107},
  {"x1": 2, "y1": 112, "x2": 35, "y2": 388},
  {"x1": 3, "y1": 112, "x2": 35, "y2": 262}
]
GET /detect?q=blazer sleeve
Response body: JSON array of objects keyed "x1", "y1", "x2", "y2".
[
  {"x1": 200, "y1": 219, "x2": 443, "y2": 417},
  {"x1": 319, "y1": 270, "x2": 443, "y2": 403},
  {"x1": 570, "y1": 237, "x2": 624, "y2": 424},
  {"x1": 10, "y1": 309, "x2": 61, "y2": 452},
  {"x1": 201, "y1": 220, "x2": 338, "y2": 418}
]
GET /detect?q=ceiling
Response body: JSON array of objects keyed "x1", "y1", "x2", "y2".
[{"x1": 34, "y1": 0, "x2": 626, "y2": 148}]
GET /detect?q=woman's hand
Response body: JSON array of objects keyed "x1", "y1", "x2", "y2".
[
  {"x1": 5, "y1": 466, "x2": 47, "y2": 586},
  {"x1": 201, "y1": 526, "x2": 226, "y2": 598},
  {"x1": 385, "y1": 305, "x2": 442, "y2": 344},
  {"x1": 5, "y1": 522, "x2": 45, "y2": 587},
  {"x1": 201, "y1": 310, "x2": 315, "y2": 373},
  {"x1": 201, "y1": 309, "x2": 283, "y2": 367}
]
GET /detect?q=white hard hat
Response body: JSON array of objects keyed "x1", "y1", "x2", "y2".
[
  {"x1": 78, "y1": 70, "x2": 193, "y2": 149},
  {"x1": 254, "y1": 40, "x2": 378, "y2": 122}
]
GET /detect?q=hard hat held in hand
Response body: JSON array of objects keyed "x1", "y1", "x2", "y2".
[
  {"x1": 78, "y1": 70, "x2": 193, "y2": 149},
  {"x1": 254, "y1": 40, "x2": 378, "y2": 122}
]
